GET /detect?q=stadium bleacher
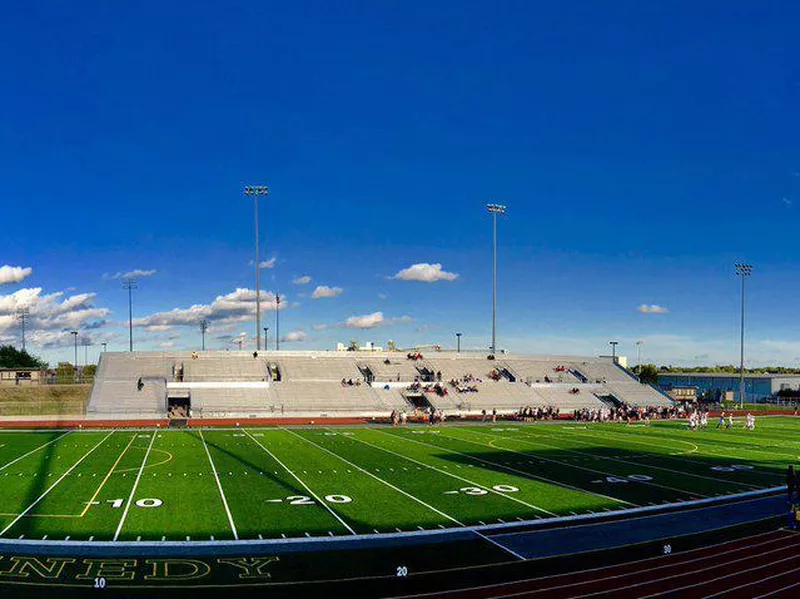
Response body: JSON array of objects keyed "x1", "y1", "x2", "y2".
[{"x1": 87, "y1": 351, "x2": 674, "y2": 419}]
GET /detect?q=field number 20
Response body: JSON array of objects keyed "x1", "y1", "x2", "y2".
[
  {"x1": 605, "y1": 475, "x2": 653, "y2": 484},
  {"x1": 281, "y1": 495, "x2": 353, "y2": 505}
]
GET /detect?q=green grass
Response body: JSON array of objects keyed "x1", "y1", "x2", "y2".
[{"x1": 0, "y1": 416, "x2": 794, "y2": 542}]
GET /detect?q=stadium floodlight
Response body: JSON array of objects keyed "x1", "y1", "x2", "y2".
[
  {"x1": 200, "y1": 319, "x2": 209, "y2": 351},
  {"x1": 122, "y1": 278, "x2": 138, "y2": 352},
  {"x1": 455, "y1": 332, "x2": 462, "y2": 353},
  {"x1": 244, "y1": 185, "x2": 269, "y2": 351},
  {"x1": 734, "y1": 263, "x2": 754, "y2": 408},
  {"x1": 264, "y1": 327, "x2": 269, "y2": 351},
  {"x1": 486, "y1": 204, "x2": 506, "y2": 356},
  {"x1": 609, "y1": 341, "x2": 619, "y2": 363},
  {"x1": 15, "y1": 308, "x2": 30, "y2": 352},
  {"x1": 635, "y1": 340, "x2": 643, "y2": 379},
  {"x1": 82, "y1": 337, "x2": 92, "y2": 365},
  {"x1": 101, "y1": 342, "x2": 107, "y2": 353}
]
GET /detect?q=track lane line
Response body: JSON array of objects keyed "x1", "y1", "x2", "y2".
[
  {"x1": 0, "y1": 430, "x2": 114, "y2": 537},
  {"x1": 244, "y1": 428, "x2": 356, "y2": 535},
  {"x1": 199, "y1": 429, "x2": 238, "y2": 540},
  {"x1": 113, "y1": 428, "x2": 157, "y2": 541},
  {"x1": 285, "y1": 427, "x2": 465, "y2": 527}
]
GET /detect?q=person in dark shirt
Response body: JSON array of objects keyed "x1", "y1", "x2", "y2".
[{"x1": 788, "y1": 465, "x2": 797, "y2": 502}]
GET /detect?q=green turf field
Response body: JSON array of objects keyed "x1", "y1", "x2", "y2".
[{"x1": 0, "y1": 417, "x2": 793, "y2": 542}]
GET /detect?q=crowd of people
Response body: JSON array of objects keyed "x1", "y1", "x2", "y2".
[
  {"x1": 573, "y1": 403, "x2": 684, "y2": 423},
  {"x1": 448, "y1": 373, "x2": 482, "y2": 393},
  {"x1": 514, "y1": 405, "x2": 561, "y2": 421},
  {"x1": 340, "y1": 378, "x2": 363, "y2": 387},
  {"x1": 407, "y1": 381, "x2": 449, "y2": 396}
]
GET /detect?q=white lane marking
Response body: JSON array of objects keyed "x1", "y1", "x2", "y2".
[
  {"x1": 472, "y1": 529, "x2": 526, "y2": 561},
  {"x1": 198, "y1": 430, "x2": 238, "y2": 540},
  {"x1": 242, "y1": 428, "x2": 356, "y2": 535},
  {"x1": 285, "y1": 427, "x2": 464, "y2": 527},
  {"x1": 348, "y1": 431, "x2": 557, "y2": 516},
  {"x1": 0, "y1": 431, "x2": 114, "y2": 537},
  {"x1": 0, "y1": 431, "x2": 72, "y2": 473},
  {"x1": 113, "y1": 429, "x2": 157, "y2": 541}
]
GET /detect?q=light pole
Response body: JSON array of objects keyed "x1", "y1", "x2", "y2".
[
  {"x1": 244, "y1": 185, "x2": 269, "y2": 350},
  {"x1": 70, "y1": 331, "x2": 78, "y2": 381},
  {"x1": 200, "y1": 319, "x2": 208, "y2": 351},
  {"x1": 735, "y1": 263, "x2": 753, "y2": 409},
  {"x1": 82, "y1": 337, "x2": 91, "y2": 365},
  {"x1": 237, "y1": 338, "x2": 243, "y2": 350},
  {"x1": 16, "y1": 308, "x2": 30, "y2": 352},
  {"x1": 275, "y1": 294, "x2": 281, "y2": 351},
  {"x1": 122, "y1": 278, "x2": 138, "y2": 352},
  {"x1": 487, "y1": 203, "x2": 506, "y2": 356},
  {"x1": 455, "y1": 332, "x2": 462, "y2": 353},
  {"x1": 264, "y1": 327, "x2": 268, "y2": 351},
  {"x1": 635, "y1": 340, "x2": 643, "y2": 380},
  {"x1": 609, "y1": 341, "x2": 619, "y2": 363},
  {"x1": 101, "y1": 342, "x2": 107, "y2": 353}
]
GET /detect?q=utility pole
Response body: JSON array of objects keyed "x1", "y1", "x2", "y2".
[
  {"x1": 244, "y1": 185, "x2": 269, "y2": 350},
  {"x1": 200, "y1": 319, "x2": 208, "y2": 351},
  {"x1": 16, "y1": 308, "x2": 30, "y2": 352},
  {"x1": 735, "y1": 263, "x2": 753, "y2": 409},
  {"x1": 275, "y1": 294, "x2": 281, "y2": 351},
  {"x1": 122, "y1": 278, "x2": 138, "y2": 352},
  {"x1": 70, "y1": 331, "x2": 79, "y2": 381},
  {"x1": 486, "y1": 203, "x2": 506, "y2": 356}
]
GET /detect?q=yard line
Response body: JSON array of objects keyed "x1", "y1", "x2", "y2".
[
  {"x1": 460, "y1": 429, "x2": 709, "y2": 499},
  {"x1": 378, "y1": 429, "x2": 635, "y2": 507},
  {"x1": 198, "y1": 429, "x2": 238, "y2": 540},
  {"x1": 0, "y1": 431, "x2": 72, "y2": 473},
  {"x1": 346, "y1": 430, "x2": 557, "y2": 516},
  {"x1": 243, "y1": 428, "x2": 356, "y2": 535},
  {"x1": 113, "y1": 428, "x2": 157, "y2": 541},
  {"x1": 472, "y1": 528, "x2": 526, "y2": 561},
  {"x1": 284, "y1": 428, "x2": 464, "y2": 527},
  {"x1": 519, "y1": 428, "x2": 762, "y2": 489},
  {"x1": 80, "y1": 433, "x2": 138, "y2": 517},
  {"x1": 0, "y1": 431, "x2": 114, "y2": 537},
  {"x1": 546, "y1": 427, "x2": 771, "y2": 486}
]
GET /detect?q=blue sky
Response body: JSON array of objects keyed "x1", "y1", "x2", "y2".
[{"x1": 1, "y1": 1, "x2": 799, "y2": 366}]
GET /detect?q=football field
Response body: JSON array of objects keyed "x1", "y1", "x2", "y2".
[{"x1": 0, "y1": 418, "x2": 793, "y2": 542}]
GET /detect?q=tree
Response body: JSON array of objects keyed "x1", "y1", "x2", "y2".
[
  {"x1": 0, "y1": 345, "x2": 47, "y2": 369},
  {"x1": 637, "y1": 364, "x2": 659, "y2": 386}
]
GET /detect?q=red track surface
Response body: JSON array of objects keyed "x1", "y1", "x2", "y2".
[{"x1": 395, "y1": 529, "x2": 800, "y2": 599}]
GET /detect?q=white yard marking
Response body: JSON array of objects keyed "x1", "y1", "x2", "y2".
[
  {"x1": 285, "y1": 428, "x2": 464, "y2": 526},
  {"x1": 380, "y1": 429, "x2": 635, "y2": 507},
  {"x1": 243, "y1": 428, "x2": 356, "y2": 535},
  {"x1": 349, "y1": 432, "x2": 557, "y2": 516},
  {"x1": 113, "y1": 429, "x2": 158, "y2": 541},
  {"x1": 198, "y1": 429, "x2": 238, "y2": 540},
  {"x1": 0, "y1": 431, "x2": 72, "y2": 473},
  {"x1": 0, "y1": 431, "x2": 114, "y2": 537}
]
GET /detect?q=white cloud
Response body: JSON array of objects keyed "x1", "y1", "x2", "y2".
[
  {"x1": 281, "y1": 329, "x2": 309, "y2": 343},
  {"x1": 312, "y1": 285, "x2": 343, "y2": 299},
  {"x1": 259, "y1": 258, "x2": 277, "y2": 269},
  {"x1": 637, "y1": 304, "x2": 669, "y2": 314},
  {"x1": 158, "y1": 341, "x2": 175, "y2": 349},
  {"x1": 0, "y1": 288, "x2": 109, "y2": 339},
  {"x1": 311, "y1": 323, "x2": 329, "y2": 331},
  {"x1": 292, "y1": 275, "x2": 312, "y2": 285},
  {"x1": 343, "y1": 312, "x2": 413, "y2": 329},
  {"x1": 105, "y1": 269, "x2": 157, "y2": 280},
  {"x1": 0, "y1": 265, "x2": 33, "y2": 285},
  {"x1": 392, "y1": 263, "x2": 459, "y2": 283},
  {"x1": 133, "y1": 288, "x2": 286, "y2": 330}
]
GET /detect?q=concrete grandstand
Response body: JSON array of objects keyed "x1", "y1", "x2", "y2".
[{"x1": 87, "y1": 351, "x2": 673, "y2": 419}]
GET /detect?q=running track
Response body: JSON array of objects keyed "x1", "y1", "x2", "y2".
[{"x1": 393, "y1": 529, "x2": 800, "y2": 599}]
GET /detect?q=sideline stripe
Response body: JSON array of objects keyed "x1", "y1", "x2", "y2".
[
  {"x1": 199, "y1": 429, "x2": 238, "y2": 540},
  {"x1": 243, "y1": 428, "x2": 356, "y2": 535},
  {"x1": 80, "y1": 433, "x2": 138, "y2": 517},
  {"x1": 0, "y1": 431, "x2": 114, "y2": 537},
  {"x1": 113, "y1": 428, "x2": 158, "y2": 541},
  {"x1": 462, "y1": 428, "x2": 709, "y2": 499},
  {"x1": 0, "y1": 431, "x2": 72, "y2": 473},
  {"x1": 380, "y1": 429, "x2": 636, "y2": 507},
  {"x1": 287, "y1": 427, "x2": 464, "y2": 527},
  {"x1": 349, "y1": 431, "x2": 557, "y2": 516},
  {"x1": 472, "y1": 528, "x2": 526, "y2": 561}
]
